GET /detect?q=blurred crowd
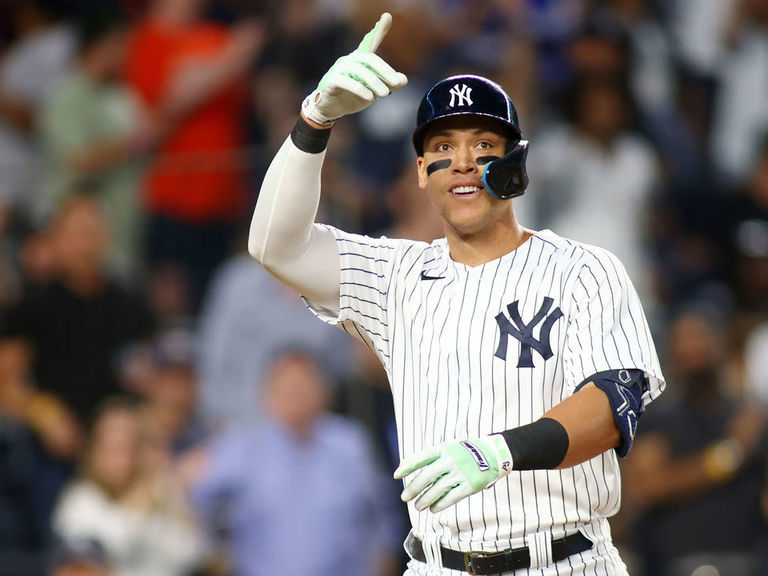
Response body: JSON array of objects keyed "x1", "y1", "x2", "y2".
[{"x1": 0, "y1": 0, "x2": 767, "y2": 575}]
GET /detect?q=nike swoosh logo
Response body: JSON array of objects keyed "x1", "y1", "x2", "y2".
[{"x1": 420, "y1": 271, "x2": 444, "y2": 281}]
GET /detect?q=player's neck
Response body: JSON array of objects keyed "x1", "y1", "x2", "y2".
[{"x1": 446, "y1": 220, "x2": 533, "y2": 268}]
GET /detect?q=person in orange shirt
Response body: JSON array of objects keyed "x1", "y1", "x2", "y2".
[{"x1": 125, "y1": 0, "x2": 264, "y2": 315}]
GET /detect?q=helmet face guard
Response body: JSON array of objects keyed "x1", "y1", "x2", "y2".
[
  {"x1": 481, "y1": 140, "x2": 529, "y2": 200},
  {"x1": 413, "y1": 75, "x2": 528, "y2": 200}
]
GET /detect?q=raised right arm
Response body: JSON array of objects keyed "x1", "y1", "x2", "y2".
[
  {"x1": 247, "y1": 119, "x2": 340, "y2": 312},
  {"x1": 247, "y1": 13, "x2": 407, "y2": 314}
]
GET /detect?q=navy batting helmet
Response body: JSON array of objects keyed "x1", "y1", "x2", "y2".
[
  {"x1": 413, "y1": 74, "x2": 529, "y2": 200},
  {"x1": 412, "y1": 74, "x2": 522, "y2": 156}
]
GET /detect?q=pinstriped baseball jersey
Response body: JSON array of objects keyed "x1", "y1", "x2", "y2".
[{"x1": 306, "y1": 225, "x2": 665, "y2": 571}]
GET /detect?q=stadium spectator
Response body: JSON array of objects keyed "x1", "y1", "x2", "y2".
[
  {"x1": 720, "y1": 136, "x2": 768, "y2": 314},
  {"x1": 124, "y1": 0, "x2": 265, "y2": 315},
  {"x1": 564, "y1": 9, "x2": 630, "y2": 87},
  {"x1": 743, "y1": 320, "x2": 768, "y2": 405},
  {"x1": 710, "y1": 0, "x2": 768, "y2": 184},
  {"x1": 135, "y1": 326, "x2": 209, "y2": 456},
  {"x1": 197, "y1": 253, "x2": 353, "y2": 430},
  {"x1": 2, "y1": 194, "x2": 155, "y2": 423},
  {"x1": 0, "y1": 0, "x2": 75, "y2": 214},
  {"x1": 186, "y1": 348, "x2": 401, "y2": 576},
  {"x1": 527, "y1": 73, "x2": 660, "y2": 306},
  {"x1": 623, "y1": 309, "x2": 768, "y2": 576},
  {"x1": 605, "y1": 0, "x2": 675, "y2": 125},
  {"x1": 53, "y1": 397, "x2": 202, "y2": 576},
  {"x1": 0, "y1": 339, "x2": 75, "y2": 576},
  {"x1": 39, "y1": 10, "x2": 155, "y2": 278},
  {"x1": 603, "y1": 0, "x2": 709, "y2": 201},
  {"x1": 669, "y1": 0, "x2": 737, "y2": 85}
]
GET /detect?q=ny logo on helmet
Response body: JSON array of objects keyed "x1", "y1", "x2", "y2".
[
  {"x1": 495, "y1": 297, "x2": 563, "y2": 367},
  {"x1": 448, "y1": 84, "x2": 473, "y2": 107}
]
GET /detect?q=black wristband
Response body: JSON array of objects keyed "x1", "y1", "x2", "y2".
[
  {"x1": 501, "y1": 417, "x2": 570, "y2": 470},
  {"x1": 290, "y1": 116, "x2": 332, "y2": 154}
]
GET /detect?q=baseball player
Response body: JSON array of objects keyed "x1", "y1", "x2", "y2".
[{"x1": 248, "y1": 13, "x2": 665, "y2": 576}]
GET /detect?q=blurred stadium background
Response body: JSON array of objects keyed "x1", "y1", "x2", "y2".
[{"x1": 0, "y1": 1, "x2": 767, "y2": 575}]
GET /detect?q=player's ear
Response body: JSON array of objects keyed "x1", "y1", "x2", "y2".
[{"x1": 417, "y1": 157, "x2": 428, "y2": 189}]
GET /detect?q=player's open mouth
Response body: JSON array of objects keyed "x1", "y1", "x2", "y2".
[{"x1": 450, "y1": 186, "x2": 482, "y2": 196}]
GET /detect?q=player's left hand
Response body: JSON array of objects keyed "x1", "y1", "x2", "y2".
[{"x1": 394, "y1": 434, "x2": 514, "y2": 512}]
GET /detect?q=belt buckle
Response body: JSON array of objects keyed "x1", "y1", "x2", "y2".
[
  {"x1": 463, "y1": 552, "x2": 475, "y2": 575},
  {"x1": 463, "y1": 550, "x2": 506, "y2": 575}
]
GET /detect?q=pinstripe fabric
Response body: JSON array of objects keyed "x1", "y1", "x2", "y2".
[{"x1": 306, "y1": 226, "x2": 664, "y2": 575}]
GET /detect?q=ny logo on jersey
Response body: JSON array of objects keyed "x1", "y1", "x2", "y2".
[
  {"x1": 448, "y1": 83, "x2": 473, "y2": 107},
  {"x1": 494, "y1": 297, "x2": 563, "y2": 367}
]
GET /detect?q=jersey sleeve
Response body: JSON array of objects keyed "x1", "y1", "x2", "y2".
[
  {"x1": 562, "y1": 249, "x2": 665, "y2": 410},
  {"x1": 304, "y1": 225, "x2": 401, "y2": 366}
]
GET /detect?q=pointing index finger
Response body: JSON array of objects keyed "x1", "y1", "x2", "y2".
[{"x1": 356, "y1": 12, "x2": 392, "y2": 54}]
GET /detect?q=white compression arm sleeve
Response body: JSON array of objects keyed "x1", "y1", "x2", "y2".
[{"x1": 247, "y1": 135, "x2": 341, "y2": 315}]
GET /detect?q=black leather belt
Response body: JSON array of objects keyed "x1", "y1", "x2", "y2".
[{"x1": 406, "y1": 532, "x2": 593, "y2": 574}]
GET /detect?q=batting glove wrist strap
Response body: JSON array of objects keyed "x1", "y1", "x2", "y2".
[
  {"x1": 394, "y1": 433, "x2": 513, "y2": 513},
  {"x1": 301, "y1": 13, "x2": 407, "y2": 126}
]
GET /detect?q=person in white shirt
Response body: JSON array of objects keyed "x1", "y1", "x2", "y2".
[{"x1": 53, "y1": 397, "x2": 202, "y2": 576}]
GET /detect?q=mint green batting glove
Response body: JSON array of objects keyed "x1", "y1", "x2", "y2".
[
  {"x1": 394, "y1": 435, "x2": 514, "y2": 513},
  {"x1": 301, "y1": 12, "x2": 408, "y2": 126}
]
